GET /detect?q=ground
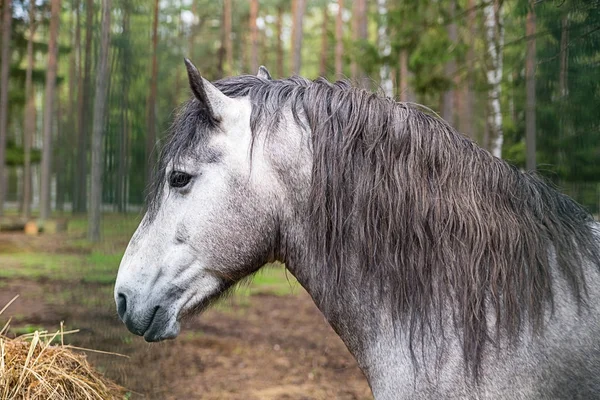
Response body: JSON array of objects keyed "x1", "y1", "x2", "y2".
[{"x1": 0, "y1": 215, "x2": 371, "y2": 399}]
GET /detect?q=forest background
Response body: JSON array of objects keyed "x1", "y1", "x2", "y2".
[{"x1": 0, "y1": 0, "x2": 598, "y2": 241}]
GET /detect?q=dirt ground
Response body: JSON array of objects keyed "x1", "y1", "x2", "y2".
[{"x1": 0, "y1": 233, "x2": 372, "y2": 400}]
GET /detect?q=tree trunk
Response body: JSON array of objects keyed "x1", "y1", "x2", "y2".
[
  {"x1": 462, "y1": 0, "x2": 476, "y2": 138},
  {"x1": 276, "y1": 5, "x2": 284, "y2": 77},
  {"x1": 442, "y1": 0, "x2": 457, "y2": 126},
  {"x1": 484, "y1": 0, "x2": 504, "y2": 158},
  {"x1": 291, "y1": 0, "x2": 306, "y2": 75},
  {"x1": 335, "y1": 0, "x2": 344, "y2": 78},
  {"x1": 40, "y1": 0, "x2": 61, "y2": 220},
  {"x1": 75, "y1": 0, "x2": 94, "y2": 213},
  {"x1": 319, "y1": 5, "x2": 329, "y2": 77},
  {"x1": 377, "y1": 0, "x2": 393, "y2": 97},
  {"x1": 399, "y1": 49, "x2": 410, "y2": 102},
  {"x1": 174, "y1": 2, "x2": 184, "y2": 95},
  {"x1": 559, "y1": 15, "x2": 568, "y2": 98},
  {"x1": 223, "y1": 0, "x2": 233, "y2": 75},
  {"x1": 55, "y1": 85, "x2": 65, "y2": 211},
  {"x1": 525, "y1": 1, "x2": 536, "y2": 171},
  {"x1": 146, "y1": 0, "x2": 159, "y2": 190},
  {"x1": 22, "y1": 0, "x2": 36, "y2": 218},
  {"x1": 0, "y1": 0, "x2": 12, "y2": 215},
  {"x1": 66, "y1": 0, "x2": 80, "y2": 213},
  {"x1": 117, "y1": 0, "x2": 130, "y2": 213},
  {"x1": 71, "y1": 0, "x2": 82, "y2": 212},
  {"x1": 350, "y1": 0, "x2": 358, "y2": 81},
  {"x1": 351, "y1": 0, "x2": 368, "y2": 88},
  {"x1": 249, "y1": 0, "x2": 259, "y2": 73},
  {"x1": 88, "y1": 0, "x2": 111, "y2": 241}
]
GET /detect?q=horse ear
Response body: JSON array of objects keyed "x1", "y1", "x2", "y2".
[
  {"x1": 184, "y1": 58, "x2": 231, "y2": 120},
  {"x1": 257, "y1": 66, "x2": 272, "y2": 80}
]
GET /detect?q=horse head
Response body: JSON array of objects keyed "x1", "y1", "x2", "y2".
[{"x1": 114, "y1": 60, "x2": 294, "y2": 341}]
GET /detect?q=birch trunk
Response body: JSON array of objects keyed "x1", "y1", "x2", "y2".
[
  {"x1": 462, "y1": 0, "x2": 476, "y2": 138},
  {"x1": 484, "y1": 0, "x2": 504, "y2": 158},
  {"x1": 377, "y1": 0, "x2": 393, "y2": 97}
]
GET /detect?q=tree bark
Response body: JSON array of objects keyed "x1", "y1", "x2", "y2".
[
  {"x1": 0, "y1": 0, "x2": 12, "y2": 215},
  {"x1": 319, "y1": 5, "x2": 329, "y2": 77},
  {"x1": 377, "y1": 0, "x2": 393, "y2": 97},
  {"x1": 146, "y1": 0, "x2": 159, "y2": 190},
  {"x1": 117, "y1": 0, "x2": 130, "y2": 213},
  {"x1": 351, "y1": 0, "x2": 368, "y2": 88},
  {"x1": 22, "y1": 0, "x2": 37, "y2": 218},
  {"x1": 462, "y1": 0, "x2": 476, "y2": 138},
  {"x1": 55, "y1": 84, "x2": 65, "y2": 211},
  {"x1": 276, "y1": 4, "x2": 284, "y2": 77},
  {"x1": 442, "y1": 0, "x2": 457, "y2": 126},
  {"x1": 223, "y1": 0, "x2": 233, "y2": 75},
  {"x1": 88, "y1": 0, "x2": 111, "y2": 241},
  {"x1": 75, "y1": 0, "x2": 94, "y2": 213},
  {"x1": 174, "y1": 1, "x2": 184, "y2": 94},
  {"x1": 399, "y1": 49, "x2": 409, "y2": 102},
  {"x1": 335, "y1": 0, "x2": 344, "y2": 78},
  {"x1": 40, "y1": 0, "x2": 61, "y2": 220},
  {"x1": 291, "y1": 0, "x2": 306, "y2": 75},
  {"x1": 559, "y1": 15, "x2": 568, "y2": 98},
  {"x1": 484, "y1": 0, "x2": 504, "y2": 158},
  {"x1": 525, "y1": 1, "x2": 536, "y2": 171},
  {"x1": 249, "y1": 0, "x2": 259, "y2": 73},
  {"x1": 66, "y1": 0, "x2": 80, "y2": 213}
]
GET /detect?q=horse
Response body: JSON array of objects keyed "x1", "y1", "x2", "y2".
[{"x1": 114, "y1": 59, "x2": 600, "y2": 399}]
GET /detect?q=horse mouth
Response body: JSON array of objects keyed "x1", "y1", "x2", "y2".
[
  {"x1": 141, "y1": 305, "x2": 180, "y2": 342},
  {"x1": 140, "y1": 280, "x2": 234, "y2": 342}
]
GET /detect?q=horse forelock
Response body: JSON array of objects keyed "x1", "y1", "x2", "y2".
[
  {"x1": 146, "y1": 99, "x2": 218, "y2": 222},
  {"x1": 152, "y1": 74, "x2": 600, "y2": 379}
]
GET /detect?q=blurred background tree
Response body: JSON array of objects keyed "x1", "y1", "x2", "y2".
[{"x1": 0, "y1": 0, "x2": 598, "y2": 240}]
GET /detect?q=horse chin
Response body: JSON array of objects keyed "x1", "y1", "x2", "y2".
[
  {"x1": 141, "y1": 306, "x2": 182, "y2": 342},
  {"x1": 143, "y1": 319, "x2": 180, "y2": 343}
]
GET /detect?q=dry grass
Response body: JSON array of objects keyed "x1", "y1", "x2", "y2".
[{"x1": 0, "y1": 296, "x2": 128, "y2": 400}]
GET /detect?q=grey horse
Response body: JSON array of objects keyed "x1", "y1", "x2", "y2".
[{"x1": 114, "y1": 59, "x2": 600, "y2": 399}]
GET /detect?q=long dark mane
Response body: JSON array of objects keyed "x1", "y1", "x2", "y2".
[{"x1": 158, "y1": 74, "x2": 600, "y2": 378}]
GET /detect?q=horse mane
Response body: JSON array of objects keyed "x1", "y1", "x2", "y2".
[{"x1": 161, "y1": 74, "x2": 600, "y2": 378}]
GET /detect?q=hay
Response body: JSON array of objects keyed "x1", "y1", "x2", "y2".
[{"x1": 1, "y1": 296, "x2": 128, "y2": 400}]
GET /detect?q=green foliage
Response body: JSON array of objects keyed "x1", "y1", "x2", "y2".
[
  {"x1": 5, "y1": 141, "x2": 41, "y2": 166},
  {"x1": 0, "y1": 0, "x2": 598, "y2": 214}
]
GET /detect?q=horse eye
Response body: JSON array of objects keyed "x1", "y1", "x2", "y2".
[{"x1": 168, "y1": 171, "x2": 192, "y2": 188}]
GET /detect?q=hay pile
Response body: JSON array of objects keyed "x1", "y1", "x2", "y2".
[{"x1": 1, "y1": 296, "x2": 128, "y2": 400}]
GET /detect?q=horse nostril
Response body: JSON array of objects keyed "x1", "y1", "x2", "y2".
[{"x1": 117, "y1": 293, "x2": 128, "y2": 321}]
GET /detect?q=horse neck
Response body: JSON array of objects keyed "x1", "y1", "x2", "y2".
[{"x1": 278, "y1": 214, "x2": 401, "y2": 370}]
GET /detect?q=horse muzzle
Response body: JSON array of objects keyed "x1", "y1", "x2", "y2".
[{"x1": 115, "y1": 290, "x2": 181, "y2": 342}]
